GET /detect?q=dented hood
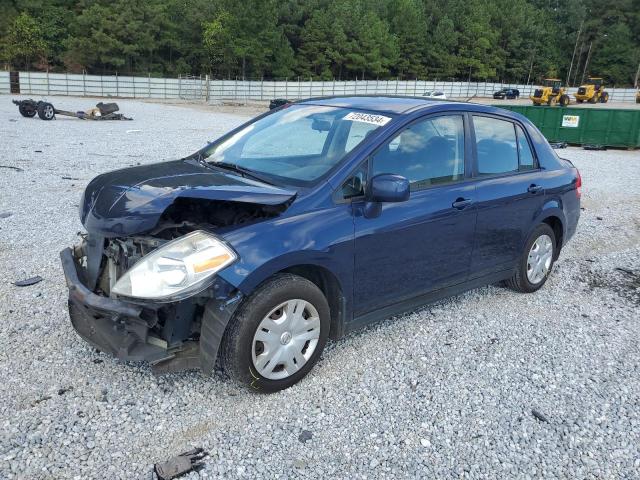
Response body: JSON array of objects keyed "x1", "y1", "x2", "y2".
[{"x1": 80, "y1": 159, "x2": 296, "y2": 237}]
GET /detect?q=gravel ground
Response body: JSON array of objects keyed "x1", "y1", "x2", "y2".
[{"x1": 1, "y1": 95, "x2": 639, "y2": 479}]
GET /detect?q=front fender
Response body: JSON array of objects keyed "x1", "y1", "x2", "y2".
[{"x1": 217, "y1": 206, "x2": 355, "y2": 296}]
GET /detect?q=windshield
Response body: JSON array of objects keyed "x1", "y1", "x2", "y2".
[{"x1": 200, "y1": 105, "x2": 392, "y2": 186}]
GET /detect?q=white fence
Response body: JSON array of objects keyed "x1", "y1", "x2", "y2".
[{"x1": 1, "y1": 71, "x2": 638, "y2": 103}]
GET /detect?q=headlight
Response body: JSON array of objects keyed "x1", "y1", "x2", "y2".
[{"x1": 111, "y1": 230, "x2": 237, "y2": 301}]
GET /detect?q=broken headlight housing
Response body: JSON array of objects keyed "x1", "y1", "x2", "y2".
[{"x1": 111, "y1": 230, "x2": 237, "y2": 301}]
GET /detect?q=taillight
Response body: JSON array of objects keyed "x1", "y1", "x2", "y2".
[{"x1": 575, "y1": 170, "x2": 582, "y2": 199}]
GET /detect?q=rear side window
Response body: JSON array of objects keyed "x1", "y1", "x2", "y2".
[
  {"x1": 516, "y1": 125, "x2": 535, "y2": 170},
  {"x1": 473, "y1": 116, "x2": 518, "y2": 175}
]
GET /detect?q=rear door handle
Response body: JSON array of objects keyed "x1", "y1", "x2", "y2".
[
  {"x1": 452, "y1": 198, "x2": 473, "y2": 210},
  {"x1": 528, "y1": 184, "x2": 543, "y2": 194}
]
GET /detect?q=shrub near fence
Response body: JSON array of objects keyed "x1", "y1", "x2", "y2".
[{"x1": 1, "y1": 71, "x2": 638, "y2": 103}]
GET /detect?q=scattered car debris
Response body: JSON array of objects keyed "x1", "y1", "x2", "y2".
[
  {"x1": 13, "y1": 276, "x2": 43, "y2": 287},
  {"x1": 615, "y1": 267, "x2": 637, "y2": 278},
  {"x1": 0, "y1": 165, "x2": 23, "y2": 172},
  {"x1": 12, "y1": 99, "x2": 133, "y2": 121},
  {"x1": 298, "y1": 430, "x2": 313, "y2": 443},
  {"x1": 31, "y1": 395, "x2": 51, "y2": 407},
  {"x1": 57, "y1": 386, "x2": 73, "y2": 396},
  {"x1": 583, "y1": 144, "x2": 606, "y2": 150},
  {"x1": 0, "y1": 212, "x2": 13, "y2": 218},
  {"x1": 269, "y1": 98, "x2": 290, "y2": 110},
  {"x1": 531, "y1": 409, "x2": 550, "y2": 423},
  {"x1": 61, "y1": 176, "x2": 80, "y2": 180},
  {"x1": 596, "y1": 216, "x2": 603, "y2": 220},
  {"x1": 550, "y1": 142, "x2": 568, "y2": 149},
  {"x1": 153, "y1": 448, "x2": 208, "y2": 480}
]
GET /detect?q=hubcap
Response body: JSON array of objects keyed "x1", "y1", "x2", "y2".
[
  {"x1": 527, "y1": 234, "x2": 553, "y2": 284},
  {"x1": 252, "y1": 299, "x2": 321, "y2": 380},
  {"x1": 44, "y1": 105, "x2": 54, "y2": 119}
]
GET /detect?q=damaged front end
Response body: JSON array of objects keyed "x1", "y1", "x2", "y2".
[
  {"x1": 61, "y1": 158, "x2": 296, "y2": 373},
  {"x1": 61, "y1": 233, "x2": 242, "y2": 374}
]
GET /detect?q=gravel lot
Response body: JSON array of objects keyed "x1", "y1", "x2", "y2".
[{"x1": 1, "y1": 95, "x2": 639, "y2": 479}]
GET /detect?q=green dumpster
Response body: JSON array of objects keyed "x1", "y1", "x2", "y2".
[{"x1": 495, "y1": 105, "x2": 640, "y2": 148}]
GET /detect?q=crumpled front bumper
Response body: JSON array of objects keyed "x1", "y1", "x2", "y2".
[
  {"x1": 60, "y1": 247, "x2": 169, "y2": 363},
  {"x1": 60, "y1": 245, "x2": 244, "y2": 374}
]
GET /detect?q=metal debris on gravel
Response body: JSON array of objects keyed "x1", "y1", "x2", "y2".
[{"x1": 1, "y1": 95, "x2": 639, "y2": 479}]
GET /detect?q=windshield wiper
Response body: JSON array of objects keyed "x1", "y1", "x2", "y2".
[{"x1": 210, "y1": 161, "x2": 275, "y2": 185}]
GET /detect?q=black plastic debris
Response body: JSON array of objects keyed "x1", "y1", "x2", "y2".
[
  {"x1": 298, "y1": 430, "x2": 313, "y2": 443},
  {"x1": 583, "y1": 144, "x2": 606, "y2": 150},
  {"x1": 531, "y1": 409, "x2": 549, "y2": 423},
  {"x1": 0, "y1": 212, "x2": 12, "y2": 219},
  {"x1": 549, "y1": 142, "x2": 567, "y2": 149},
  {"x1": 154, "y1": 448, "x2": 207, "y2": 480},
  {"x1": 0, "y1": 165, "x2": 23, "y2": 172},
  {"x1": 14, "y1": 276, "x2": 43, "y2": 287}
]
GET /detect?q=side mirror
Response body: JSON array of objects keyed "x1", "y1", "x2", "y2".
[{"x1": 367, "y1": 174, "x2": 410, "y2": 203}]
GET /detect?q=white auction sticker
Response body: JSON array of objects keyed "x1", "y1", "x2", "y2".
[
  {"x1": 561, "y1": 115, "x2": 580, "y2": 128},
  {"x1": 344, "y1": 111, "x2": 391, "y2": 126}
]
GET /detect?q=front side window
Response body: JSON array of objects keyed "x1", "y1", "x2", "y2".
[
  {"x1": 371, "y1": 115, "x2": 465, "y2": 190},
  {"x1": 474, "y1": 116, "x2": 518, "y2": 175},
  {"x1": 201, "y1": 105, "x2": 393, "y2": 185}
]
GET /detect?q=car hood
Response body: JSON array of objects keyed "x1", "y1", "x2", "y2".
[{"x1": 80, "y1": 159, "x2": 296, "y2": 237}]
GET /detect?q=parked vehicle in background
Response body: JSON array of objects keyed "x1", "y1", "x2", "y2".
[
  {"x1": 574, "y1": 77, "x2": 609, "y2": 103},
  {"x1": 269, "y1": 98, "x2": 290, "y2": 110},
  {"x1": 530, "y1": 79, "x2": 571, "y2": 107},
  {"x1": 61, "y1": 96, "x2": 581, "y2": 392},
  {"x1": 423, "y1": 91, "x2": 447, "y2": 99},
  {"x1": 493, "y1": 88, "x2": 520, "y2": 99}
]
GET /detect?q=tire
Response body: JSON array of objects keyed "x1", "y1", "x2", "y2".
[
  {"x1": 505, "y1": 223, "x2": 557, "y2": 293},
  {"x1": 219, "y1": 273, "x2": 330, "y2": 392},
  {"x1": 599, "y1": 92, "x2": 609, "y2": 103},
  {"x1": 588, "y1": 96, "x2": 597, "y2": 104},
  {"x1": 560, "y1": 94, "x2": 570, "y2": 107},
  {"x1": 37, "y1": 102, "x2": 55, "y2": 120},
  {"x1": 18, "y1": 104, "x2": 36, "y2": 117},
  {"x1": 547, "y1": 97, "x2": 557, "y2": 106}
]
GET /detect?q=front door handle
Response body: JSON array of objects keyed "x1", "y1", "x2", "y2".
[
  {"x1": 452, "y1": 198, "x2": 473, "y2": 210},
  {"x1": 528, "y1": 184, "x2": 543, "y2": 194}
]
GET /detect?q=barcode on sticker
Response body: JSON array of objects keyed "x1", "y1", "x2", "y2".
[{"x1": 343, "y1": 112, "x2": 391, "y2": 126}]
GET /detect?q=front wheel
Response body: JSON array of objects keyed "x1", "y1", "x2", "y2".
[
  {"x1": 219, "y1": 273, "x2": 330, "y2": 392},
  {"x1": 37, "y1": 102, "x2": 55, "y2": 120},
  {"x1": 505, "y1": 223, "x2": 557, "y2": 293}
]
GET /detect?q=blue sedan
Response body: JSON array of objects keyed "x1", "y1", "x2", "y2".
[{"x1": 61, "y1": 96, "x2": 581, "y2": 391}]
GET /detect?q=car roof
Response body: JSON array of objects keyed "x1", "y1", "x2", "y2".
[{"x1": 296, "y1": 95, "x2": 462, "y2": 114}]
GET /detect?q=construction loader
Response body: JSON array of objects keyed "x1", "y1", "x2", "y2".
[
  {"x1": 530, "y1": 79, "x2": 571, "y2": 107},
  {"x1": 574, "y1": 77, "x2": 609, "y2": 103}
]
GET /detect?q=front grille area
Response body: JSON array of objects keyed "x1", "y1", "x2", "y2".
[{"x1": 578, "y1": 87, "x2": 586, "y2": 95}]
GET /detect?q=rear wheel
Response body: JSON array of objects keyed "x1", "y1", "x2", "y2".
[
  {"x1": 505, "y1": 223, "x2": 557, "y2": 293},
  {"x1": 559, "y1": 94, "x2": 570, "y2": 106},
  {"x1": 37, "y1": 102, "x2": 55, "y2": 120},
  {"x1": 599, "y1": 92, "x2": 609, "y2": 103},
  {"x1": 219, "y1": 273, "x2": 330, "y2": 392}
]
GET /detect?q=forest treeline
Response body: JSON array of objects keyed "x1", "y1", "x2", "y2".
[{"x1": 1, "y1": 0, "x2": 639, "y2": 85}]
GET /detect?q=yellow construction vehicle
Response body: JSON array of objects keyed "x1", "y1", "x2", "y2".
[
  {"x1": 574, "y1": 77, "x2": 609, "y2": 103},
  {"x1": 530, "y1": 79, "x2": 571, "y2": 106},
  {"x1": 636, "y1": 90, "x2": 640, "y2": 104}
]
